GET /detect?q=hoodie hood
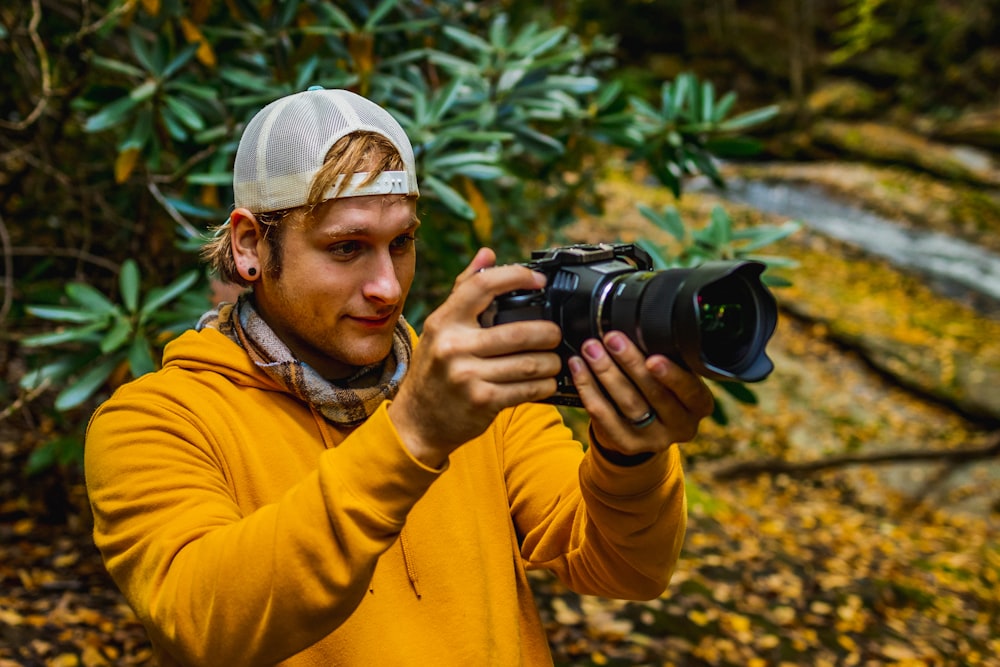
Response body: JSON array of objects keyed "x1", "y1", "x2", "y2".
[{"x1": 162, "y1": 326, "x2": 284, "y2": 393}]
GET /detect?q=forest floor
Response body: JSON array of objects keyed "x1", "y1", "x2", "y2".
[{"x1": 3, "y1": 171, "x2": 1000, "y2": 666}]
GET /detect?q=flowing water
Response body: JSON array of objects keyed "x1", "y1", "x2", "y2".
[{"x1": 693, "y1": 176, "x2": 1000, "y2": 315}]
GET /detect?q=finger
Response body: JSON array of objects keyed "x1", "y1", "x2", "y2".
[
  {"x1": 579, "y1": 338, "x2": 647, "y2": 420},
  {"x1": 646, "y1": 355, "x2": 715, "y2": 419},
  {"x1": 478, "y1": 320, "x2": 562, "y2": 356},
  {"x1": 454, "y1": 247, "x2": 497, "y2": 285},
  {"x1": 601, "y1": 332, "x2": 671, "y2": 418},
  {"x1": 475, "y1": 350, "x2": 563, "y2": 384},
  {"x1": 449, "y1": 263, "x2": 547, "y2": 319}
]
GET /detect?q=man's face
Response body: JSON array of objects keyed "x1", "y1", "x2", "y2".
[{"x1": 252, "y1": 195, "x2": 418, "y2": 380}]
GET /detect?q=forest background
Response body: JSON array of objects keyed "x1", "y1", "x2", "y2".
[{"x1": 1, "y1": 0, "x2": 999, "y2": 665}]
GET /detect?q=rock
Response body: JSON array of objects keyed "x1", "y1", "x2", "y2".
[
  {"x1": 806, "y1": 79, "x2": 882, "y2": 118},
  {"x1": 773, "y1": 230, "x2": 1000, "y2": 422},
  {"x1": 930, "y1": 108, "x2": 1000, "y2": 151},
  {"x1": 811, "y1": 120, "x2": 1000, "y2": 188}
]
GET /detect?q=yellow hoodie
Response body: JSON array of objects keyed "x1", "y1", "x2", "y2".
[{"x1": 85, "y1": 326, "x2": 687, "y2": 666}]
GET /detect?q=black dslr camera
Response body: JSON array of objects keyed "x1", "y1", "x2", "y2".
[{"x1": 479, "y1": 243, "x2": 778, "y2": 407}]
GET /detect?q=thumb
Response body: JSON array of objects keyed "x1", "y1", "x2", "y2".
[{"x1": 454, "y1": 247, "x2": 497, "y2": 285}]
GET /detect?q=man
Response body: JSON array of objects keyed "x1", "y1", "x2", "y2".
[{"x1": 85, "y1": 87, "x2": 714, "y2": 666}]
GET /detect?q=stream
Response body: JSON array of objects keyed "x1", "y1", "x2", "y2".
[{"x1": 692, "y1": 175, "x2": 1000, "y2": 316}]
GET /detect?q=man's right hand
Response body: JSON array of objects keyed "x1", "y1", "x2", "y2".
[{"x1": 387, "y1": 248, "x2": 562, "y2": 468}]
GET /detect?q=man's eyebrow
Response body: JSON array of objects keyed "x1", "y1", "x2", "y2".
[{"x1": 320, "y1": 219, "x2": 420, "y2": 240}]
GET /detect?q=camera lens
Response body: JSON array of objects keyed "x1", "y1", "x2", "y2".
[
  {"x1": 697, "y1": 281, "x2": 752, "y2": 368},
  {"x1": 603, "y1": 260, "x2": 777, "y2": 383}
]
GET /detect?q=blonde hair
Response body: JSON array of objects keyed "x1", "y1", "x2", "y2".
[{"x1": 203, "y1": 131, "x2": 411, "y2": 286}]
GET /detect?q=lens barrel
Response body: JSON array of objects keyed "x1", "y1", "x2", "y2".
[{"x1": 603, "y1": 261, "x2": 777, "y2": 383}]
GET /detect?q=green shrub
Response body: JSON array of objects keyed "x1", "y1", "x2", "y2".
[{"x1": 4, "y1": 0, "x2": 786, "y2": 473}]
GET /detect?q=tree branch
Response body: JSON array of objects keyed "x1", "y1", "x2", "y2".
[
  {"x1": 712, "y1": 434, "x2": 1000, "y2": 481},
  {"x1": 9, "y1": 246, "x2": 120, "y2": 273},
  {"x1": 0, "y1": 0, "x2": 52, "y2": 132},
  {"x1": 0, "y1": 212, "x2": 12, "y2": 323}
]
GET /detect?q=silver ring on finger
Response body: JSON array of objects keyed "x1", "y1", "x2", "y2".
[{"x1": 629, "y1": 410, "x2": 657, "y2": 429}]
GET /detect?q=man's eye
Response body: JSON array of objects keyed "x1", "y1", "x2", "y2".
[
  {"x1": 391, "y1": 234, "x2": 416, "y2": 251},
  {"x1": 329, "y1": 241, "x2": 360, "y2": 256}
]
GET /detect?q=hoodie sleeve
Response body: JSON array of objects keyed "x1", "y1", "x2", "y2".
[
  {"x1": 501, "y1": 403, "x2": 687, "y2": 601},
  {"x1": 85, "y1": 386, "x2": 441, "y2": 667}
]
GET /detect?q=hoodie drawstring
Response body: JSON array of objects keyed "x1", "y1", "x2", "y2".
[{"x1": 399, "y1": 530, "x2": 421, "y2": 599}]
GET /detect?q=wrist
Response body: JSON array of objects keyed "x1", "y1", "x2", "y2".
[
  {"x1": 387, "y1": 401, "x2": 450, "y2": 470},
  {"x1": 589, "y1": 426, "x2": 655, "y2": 467}
]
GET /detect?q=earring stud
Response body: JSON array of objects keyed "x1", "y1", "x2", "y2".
[{"x1": 248, "y1": 267, "x2": 257, "y2": 277}]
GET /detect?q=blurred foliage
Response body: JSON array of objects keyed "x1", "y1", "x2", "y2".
[
  {"x1": 2, "y1": 0, "x2": 782, "y2": 472},
  {"x1": 567, "y1": 0, "x2": 1000, "y2": 114}
]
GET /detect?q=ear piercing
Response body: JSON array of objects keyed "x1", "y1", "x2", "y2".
[{"x1": 248, "y1": 267, "x2": 257, "y2": 277}]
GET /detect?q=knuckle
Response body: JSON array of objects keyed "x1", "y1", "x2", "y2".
[{"x1": 467, "y1": 382, "x2": 497, "y2": 410}]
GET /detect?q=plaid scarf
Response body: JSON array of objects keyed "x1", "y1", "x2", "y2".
[{"x1": 197, "y1": 294, "x2": 411, "y2": 428}]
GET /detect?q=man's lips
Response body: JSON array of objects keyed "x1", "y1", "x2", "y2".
[{"x1": 349, "y1": 312, "x2": 395, "y2": 327}]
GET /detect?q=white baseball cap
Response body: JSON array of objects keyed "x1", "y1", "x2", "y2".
[{"x1": 233, "y1": 87, "x2": 419, "y2": 213}]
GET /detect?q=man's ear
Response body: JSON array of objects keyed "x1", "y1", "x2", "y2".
[{"x1": 230, "y1": 207, "x2": 265, "y2": 282}]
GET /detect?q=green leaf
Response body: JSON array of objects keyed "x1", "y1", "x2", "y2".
[
  {"x1": 428, "y1": 77, "x2": 465, "y2": 122},
  {"x1": 119, "y1": 259, "x2": 141, "y2": 313},
  {"x1": 700, "y1": 79, "x2": 714, "y2": 123},
  {"x1": 161, "y1": 103, "x2": 190, "y2": 141},
  {"x1": 66, "y1": 282, "x2": 118, "y2": 315},
  {"x1": 710, "y1": 397, "x2": 729, "y2": 425},
  {"x1": 595, "y1": 80, "x2": 623, "y2": 111},
  {"x1": 26, "y1": 437, "x2": 83, "y2": 476},
  {"x1": 25, "y1": 305, "x2": 102, "y2": 324},
  {"x1": 707, "y1": 205, "x2": 734, "y2": 246},
  {"x1": 639, "y1": 204, "x2": 686, "y2": 243},
  {"x1": 733, "y1": 221, "x2": 802, "y2": 253},
  {"x1": 128, "y1": 335, "x2": 157, "y2": 377},
  {"x1": 163, "y1": 95, "x2": 206, "y2": 131},
  {"x1": 443, "y1": 25, "x2": 492, "y2": 53},
  {"x1": 488, "y1": 13, "x2": 510, "y2": 48},
  {"x1": 186, "y1": 171, "x2": 233, "y2": 186},
  {"x1": 667, "y1": 74, "x2": 692, "y2": 119},
  {"x1": 545, "y1": 75, "x2": 599, "y2": 95},
  {"x1": 518, "y1": 25, "x2": 568, "y2": 58},
  {"x1": 717, "y1": 104, "x2": 779, "y2": 132},
  {"x1": 90, "y1": 55, "x2": 145, "y2": 78},
  {"x1": 705, "y1": 136, "x2": 764, "y2": 157},
  {"x1": 712, "y1": 91, "x2": 738, "y2": 122},
  {"x1": 129, "y1": 31, "x2": 159, "y2": 74},
  {"x1": 312, "y1": 4, "x2": 356, "y2": 30},
  {"x1": 120, "y1": 107, "x2": 153, "y2": 151},
  {"x1": 20, "y1": 323, "x2": 106, "y2": 348},
  {"x1": 54, "y1": 353, "x2": 124, "y2": 411},
  {"x1": 100, "y1": 315, "x2": 133, "y2": 354},
  {"x1": 634, "y1": 239, "x2": 674, "y2": 270},
  {"x1": 424, "y1": 175, "x2": 475, "y2": 220},
  {"x1": 218, "y1": 67, "x2": 276, "y2": 92},
  {"x1": 365, "y1": 0, "x2": 399, "y2": 30},
  {"x1": 19, "y1": 354, "x2": 94, "y2": 391},
  {"x1": 715, "y1": 380, "x2": 759, "y2": 405},
  {"x1": 161, "y1": 42, "x2": 200, "y2": 80},
  {"x1": 85, "y1": 94, "x2": 141, "y2": 133},
  {"x1": 139, "y1": 270, "x2": 200, "y2": 323},
  {"x1": 165, "y1": 196, "x2": 226, "y2": 219},
  {"x1": 294, "y1": 56, "x2": 320, "y2": 91},
  {"x1": 511, "y1": 125, "x2": 565, "y2": 158}
]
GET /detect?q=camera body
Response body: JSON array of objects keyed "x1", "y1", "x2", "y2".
[{"x1": 479, "y1": 243, "x2": 778, "y2": 407}]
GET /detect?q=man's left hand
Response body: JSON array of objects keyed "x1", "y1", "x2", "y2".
[{"x1": 568, "y1": 331, "x2": 715, "y2": 457}]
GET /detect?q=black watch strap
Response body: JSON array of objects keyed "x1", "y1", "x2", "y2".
[{"x1": 589, "y1": 427, "x2": 655, "y2": 467}]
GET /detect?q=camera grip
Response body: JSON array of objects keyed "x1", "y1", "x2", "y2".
[{"x1": 478, "y1": 291, "x2": 546, "y2": 328}]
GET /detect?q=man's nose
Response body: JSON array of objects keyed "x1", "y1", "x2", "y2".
[{"x1": 364, "y1": 251, "x2": 403, "y2": 303}]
